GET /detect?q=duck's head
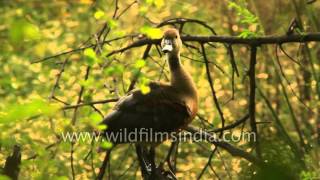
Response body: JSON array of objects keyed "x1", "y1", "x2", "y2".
[{"x1": 161, "y1": 28, "x2": 182, "y2": 55}]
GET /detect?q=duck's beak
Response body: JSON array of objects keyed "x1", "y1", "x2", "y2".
[{"x1": 162, "y1": 39, "x2": 173, "y2": 53}]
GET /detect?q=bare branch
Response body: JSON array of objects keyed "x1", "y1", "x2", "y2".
[
  {"x1": 105, "y1": 33, "x2": 320, "y2": 57},
  {"x1": 248, "y1": 46, "x2": 261, "y2": 159},
  {"x1": 209, "y1": 113, "x2": 249, "y2": 133},
  {"x1": 34, "y1": 33, "x2": 320, "y2": 64},
  {"x1": 201, "y1": 43, "x2": 226, "y2": 133},
  {"x1": 62, "y1": 98, "x2": 119, "y2": 110},
  {"x1": 185, "y1": 126, "x2": 263, "y2": 166}
]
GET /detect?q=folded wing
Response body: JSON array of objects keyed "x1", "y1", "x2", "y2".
[{"x1": 101, "y1": 82, "x2": 191, "y2": 143}]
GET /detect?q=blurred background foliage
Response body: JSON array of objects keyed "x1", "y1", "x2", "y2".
[{"x1": 0, "y1": 0, "x2": 319, "y2": 179}]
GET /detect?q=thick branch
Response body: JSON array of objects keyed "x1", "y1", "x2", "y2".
[
  {"x1": 182, "y1": 33, "x2": 320, "y2": 45},
  {"x1": 186, "y1": 126, "x2": 263, "y2": 166},
  {"x1": 106, "y1": 33, "x2": 320, "y2": 57},
  {"x1": 35, "y1": 33, "x2": 320, "y2": 64}
]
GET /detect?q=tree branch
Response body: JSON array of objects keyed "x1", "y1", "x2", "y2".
[
  {"x1": 248, "y1": 46, "x2": 261, "y2": 159},
  {"x1": 185, "y1": 126, "x2": 263, "y2": 166},
  {"x1": 62, "y1": 98, "x2": 119, "y2": 110}
]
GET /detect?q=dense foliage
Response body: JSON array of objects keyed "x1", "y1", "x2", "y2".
[{"x1": 0, "y1": 0, "x2": 319, "y2": 179}]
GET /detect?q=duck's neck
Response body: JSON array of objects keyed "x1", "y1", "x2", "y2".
[
  {"x1": 167, "y1": 53, "x2": 196, "y2": 94},
  {"x1": 168, "y1": 53, "x2": 181, "y2": 72}
]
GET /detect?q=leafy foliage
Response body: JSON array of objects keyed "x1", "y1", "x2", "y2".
[
  {"x1": 228, "y1": 1, "x2": 263, "y2": 38},
  {"x1": 0, "y1": 0, "x2": 319, "y2": 179}
]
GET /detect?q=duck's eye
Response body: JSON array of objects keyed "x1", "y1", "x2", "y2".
[{"x1": 175, "y1": 35, "x2": 178, "y2": 38}]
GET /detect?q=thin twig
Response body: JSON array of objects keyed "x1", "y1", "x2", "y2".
[
  {"x1": 209, "y1": 113, "x2": 249, "y2": 133},
  {"x1": 201, "y1": 43, "x2": 226, "y2": 134},
  {"x1": 227, "y1": 44, "x2": 239, "y2": 76},
  {"x1": 275, "y1": 45, "x2": 312, "y2": 110},
  {"x1": 197, "y1": 147, "x2": 217, "y2": 180},
  {"x1": 116, "y1": 0, "x2": 138, "y2": 20},
  {"x1": 257, "y1": 86, "x2": 305, "y2": 166},
  {"x1": 112, "y1": 0, "x2": 119, "y2": 18},
  {"x1": 62, "y1": 98, "x2": 119, "y2": 110}
]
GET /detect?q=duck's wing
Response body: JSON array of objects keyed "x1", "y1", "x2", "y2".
[{"x1": 101, "y1": 82, "x2": 191, "y2": 143}]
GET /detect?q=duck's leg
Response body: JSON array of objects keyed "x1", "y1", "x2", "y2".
[
  {"x1": 148, "y1": 147, "x2": 156, "y2": 171},
  {"x1": 97, "y1": 149, "x2": 111, "y2": 180},
  {"x1": 135, "y1": 144, "x2": 151, "y2": 179}
]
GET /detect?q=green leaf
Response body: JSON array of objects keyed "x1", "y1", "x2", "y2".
[
  {"x1": 0, "y1": 99, "x2": 60, "y2": 124},
  {"x1": 83, "y1": 93, "x2": 92, "y2": 102},
  {"x1": 9, "y1": 19, "x2": 40, "y2": 43},
  {"x1": 104, "y1": 64, "x2": 124, "y2": 76},
  {"x1": 94, "y1": 10, "x2": 105, "y2": 19},
  {"x1": 90, "y1": 112, "x2": 102, "y2": 124},
  {"x1": 239, "y1": 29, "x2": 256, "y2": 38},
  {"x1": 140, "y1": 84, "x2": 151, "y2": 94},
  {"x1": 97, "y1": 124, "x2": 107, "y2": 131},
  {"x1": 228, "y1": 1, "x2": 262, "y2": 36},
  {"x1": 84, "y1": 48, "x2": 97, "y2": 66},
  {"x1": 107, "y1": 19, "x2": 118, "y2": 29},
  {"x1": 84, "y1": 48, "x2": 96, "y2": 58},
  {"x1": 101, "y1": 141, "x2": 113, "y2": 149},
  {"x1": 0, "y1": 175, "x2": 10, "y2": 180},
  {"x1": 139, "y1": 76, "x2": 150, "y2": 84},
  {"x1": 52, "y1": 176, "x2": 69, "y2": 180},
  {"x1": 139, "y1": 6, "x2": 148, "y2": 15},
  {"x1": 146, "y1": 0, "x2": 154, "y2": 4},
  {"x1": 134, "y1": 59, "x2": 146, "y2": 68},
  {"x1": 79, "y1": 78, "x2": 94, "y2": 87},
  {"x1": 139, "y1": 26, "x2": 162, "y2": 39},
  {"x1": 154, "y1": 0, "x2": 164, "y2": 8}
]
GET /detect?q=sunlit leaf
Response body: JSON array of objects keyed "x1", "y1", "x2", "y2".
[
  {"x1": 94, "y1": 10, "x2": 105, "y2": 20},
  {"x1": 52, "y1": 176, "x2": 69, "y2": 180},
  {"x1": 97, "y1": 124, "x2": 107, "y2": 131},
  {"x1": 0, "y1": 99, "x2": 60, "y2": 124},
  {"x1": 104, "y1": 64, "x2": 124, "y2": 76},
  {"x1": 139, "y1": 26, "x2": 162, "y2": 39},
  {"x1": 100, "y1": 141, "x2": 113, "y2": 149},
  {"x1": 134, "y1": 59, "x2": 146, "y2": 68},
  {"x1": 84, "y1": 48, "x2": 96, "y2": 58},
  {"x1": 139, "y1": 76, "x2": 150, "y2": 84},
  {"x1": 107, "y1": 19, "x2": 118, "y2": 29},
  {"x1": 90, "y1": 112, "x2": 102, "y2": 124},
  {"x1": 24, "y1": 23, "x2": 40, "y2": 40},
  {"x1": 139, "y1": 6, "x2": 148, "y2": 15},
  {"x1": 9, "y1": 19, "x2": 40, "y2": 43},
  {"x1": 140, "y1": 84, "x2": 151, "y2": 94},
  {"x1": 83, "y1": 48, "x2": 97, "y2": 66},
  {"x1": 146, "y1": 0, "x2": 154, "y2": 4},
  {"x1": 79, "y1": 78, "x2": 94, "y2": 87},
  {"x1": 0, "y1": 175, "x2": 10, "y2": 180},
  {"x1": 154, "y1": 0, "x2": 164, "y2": 8}
]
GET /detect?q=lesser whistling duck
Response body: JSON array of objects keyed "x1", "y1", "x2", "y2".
[{"x1": 101, "y1": 28, "x2": 198, "y2": 143}]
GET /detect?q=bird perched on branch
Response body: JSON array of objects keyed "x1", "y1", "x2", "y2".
[
  {"x1": 101, "y1": 28, "x2": 198, "y2": 143},
  {"x1": 100, "y1": 28, "x2": 198, "y2": 179}
]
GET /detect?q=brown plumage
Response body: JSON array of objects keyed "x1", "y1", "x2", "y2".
[{"x1": 101, "y1": 29, "x2": 198, "y2": 143}]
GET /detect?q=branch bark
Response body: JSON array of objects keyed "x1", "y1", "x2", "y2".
[
  {"x1": 105, "y1": 33, "x2": 320, "y2": 57},
  {"x1": 186, "y1": 126, "x2": 263, "y2": 166},
  {"x1": 33, "y1": 33, "x2": 320, "y2": 64},
  {"x1": 248, "y1": 46, "x2": 261, "y2": 159}
]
